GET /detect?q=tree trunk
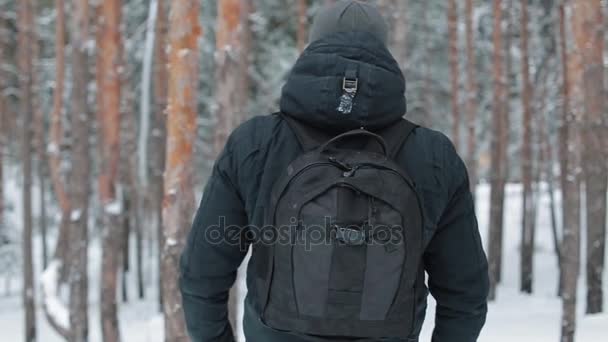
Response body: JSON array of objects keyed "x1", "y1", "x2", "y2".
[
  {"x1": 488, "y1": 0, "x2": 508, "y2": 300},
  {"x1": 46, "y1": 0, "x2": 72, "y2": 296},
  {"x1": 296, "y1": 0, "x2": 308, "y2": 52},
  {"x1": 391, "y1": 0, "x2": 407, "y2": 71},
  {"x1": 496, "y1": 0, "x2": 514, "y2": 284},
  {"x1": 519, "y1": 0, "x2": 535, "y2": 294},
  {"x1": 0, "y1": 103, "x2": 3, "y2": 236},
  {"x1": 135, "y1": 198, "x2": 144, "y2": 300},
  {"x1": 447, "y1": 0, "x2": 461, "y2": 151},
  {"x1": 68, "y1": 0, "x2": 92, "y2": 340},
  {"x1": 136, "y1": 1, "x2": 158, "y2": 302},
  {"x1": 537, "y1": 76, "x2": 562, "y2": 297},
  {"x1": 0, "y1": 11, "x2": 5, "y2": 243},
  {"x1": 122, "y1": 193, "x2": 131, "y2": 303},
  {"x1": 39, "y1": 171, "x2": 48, "y2": 268},
  {"x1": 557, "y1": 1, "x2": 570, "y2": 300},
  {"x1": 31, "y1": 26, "x2": 49, "y2": 269},
  {"x1": 422, "y1": 0, "x2": 433, "y2": 127},
  {"x1": 464, "y1": 0, "x2": 479, "y2": 196},
  {"x1": 138, "y1": 0, "x2": 158, "y2": 192},
  {"x1": 162, "y1": 0, "x2": 200, "y2": 340},
  {"x1": 213, "y1": 0, "x2": 251, "y2": 155},
  {"x1": 571, "y1": 0, "x2": 607, "y2": 315},
  {"x1": 97, "y1": 1, "x2": 123, "y2": 341},
  {"x1": 152, "y1": 0, "x2": 169, "y2": 312},
  {"x1": 18, "y1": 0, "x2": 37, "y2": 340},
  {"x1": 560, "y1": 3, "x2": 582, "y2": 341}
]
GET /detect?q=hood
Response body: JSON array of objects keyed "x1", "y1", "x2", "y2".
[{"x1": 280, "y1": 31, "x2": 406, "y2": 132}]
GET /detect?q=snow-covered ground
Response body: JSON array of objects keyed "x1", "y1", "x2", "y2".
[{"x1": 1, "y1": 168, "x2": 607, "y2": 341}]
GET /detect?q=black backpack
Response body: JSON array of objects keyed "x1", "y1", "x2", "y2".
[{"x1": 253, "y1": 114, "x2": 424, "y2": 339}]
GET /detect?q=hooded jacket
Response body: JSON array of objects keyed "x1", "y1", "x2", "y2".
[{"x1": 180, "y1": 31, "x2": 489, "y2": 342}]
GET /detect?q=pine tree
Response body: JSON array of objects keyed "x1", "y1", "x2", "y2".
[
  {"x1": 17, "y1": 0, "x2": 37, "y2": 339},
  {"x1": 213, "y1": 0, "x2": 252, "y2": 155},
  {"x1": 162, "y1": 0, "x2": 200, "y2": 340},
  {"x1": 488, "y1": 0, "x2": 508, "y2": 300},
  {"x1": 67, "y1": 0, "x2": 92, "y2": 339},
  {"x1": 519, "y1": 0, "x2": 535, "y2": 294},
  {"x1": 559, "y1": 3, "x2": 582, "y2": 341},
  {"x1": 297, "y1": 0, "x2": 308, "y2": 52},
  {"x1": 464, "y1": 0, "x2": 479, "y2": 195},
  {"x1": 151, "y1": 0, "x2": 169, "y2": 312},
  {"x1": 97, "y1": 1, "x2": 123, "y2": 341},
  {"x1": 571, "y1": 0, "x2": 607, "y2": 315},
  {"x1": 391, "y1": 0, "x2": 408, "y2": 70},
  {"x1": 447, "y1": 0, "x2": 461, "y2": 150}
]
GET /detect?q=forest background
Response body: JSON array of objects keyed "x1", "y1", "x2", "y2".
[{"x1": 0, "y1": 0, "x2": 607, "y2": 341}]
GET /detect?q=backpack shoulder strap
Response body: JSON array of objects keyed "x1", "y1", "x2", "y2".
[
  {"x1": 279, "y1": 113, "x2": 332, "y2": 152},
  {"x1": 380, "y1": 119, "x2": 418, "y2": 158}
]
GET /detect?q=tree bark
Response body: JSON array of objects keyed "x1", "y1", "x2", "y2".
[
  {"x1": 121, "y1": 193, "x2": 131, "y2": 303},
  {"x1": 18, "y1": 0, "x2": 37, "y2": 339},
  {"x1": 0, "y1": 100, "x2": 3, "y2": 238},
  {"x1": 138, "y1": 0, "x2": 158, "y2": 191},
  {"x1": 571, "y1": 0, "x2": 606, "y2": 315},
  {"x1": 67, "y1": 0, "x2": 92, "y2": 340},
  {"x1": 421, "y1": 0, "x2": 433, "y2": 127},
  {"x1": 488, "y1": 0, "x2": 508, "y2": 301},
  {"x1": 559, "y1": 3, "x2": 582, "y2": 341},
  {"x1": 30, "y1": 12, "x2": 48, "y2": 270},
  {"x1": 39, "y1": 171, "x2": 47, "y2": 268},
  {"x1": 296, "y1": 0, "x2": 308, "y2": 52},
  {"x1": 537, "y1": 73, "x2": 562, "y2": 297},
  {"x1": 47, "y1": 0, "x2": 72, "y2": 291},
  {"x1": 557, "y1": 0, "x2": 570, "y2": 299},
  {"x1": 447, "y1": 0, "x2": 461, "y2": 151},
  {"x1": 497, "y1": 0, "x2": 514, "y2": 284},
  {"x1": 0, "y1": 9, "x2": 5, "y2": 242},
  {"x1": 135, "y1": 196, "x2": 144, "y2": 300},
  {"x1": 464, "y1": 0, "x2": 478, "y2": 196},
  {"x1": 151, "y1": 0, "x2": 169, "y2": 312},
  {"x1": 97, "y1": 1, "x2": 123, "y2": 341},
  {"x1": 213, "y1": 0, "x2": 251, "y2": 155},
  {"x1": 391, "y1": 0, "x2": 408, "y2": 72},
  {"x1": 162, "y1": 0, "x2": 200, "y2": 340},
  {"x1": 519, "y1": 0, "x2": 535, "y2": 294}
]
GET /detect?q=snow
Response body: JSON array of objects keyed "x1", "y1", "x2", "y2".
[
  {"x1": 178, "y1": 49, "x2": 191, "y2": 58},
  {"x1": 40, "y1": 260, "x2": 70, "y2": 330},
  {"x1": 70, "y1": 209, "x2": 82, "y2": 222},
  {"x1": 1, "y1": 167, "x2": 607, "y2": 341},
  {"x1": 105, "y1": 200, "x2": 122, "y2": 216},
  {"x1": 47, "y1": 143, "x2": 59, "y2": 155}
]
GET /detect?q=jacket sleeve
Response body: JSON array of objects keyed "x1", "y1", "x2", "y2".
[
  {"x1": 424, "y1": 142, "x2": 489, "y2": 342},
  {"x1": 179, "y1": 143, "x2": 249, "y2": 342}
]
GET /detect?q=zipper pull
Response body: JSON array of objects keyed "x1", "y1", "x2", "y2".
[
  {"x1": 328, "y1": 156, "x2": 352, "y2": 171},
  {"x1": 343, "y1": 164, "x2": 361, "y2": 178}
]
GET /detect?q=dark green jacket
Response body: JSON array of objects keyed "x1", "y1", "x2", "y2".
[{"x1": 180, "y1": 31, "x2": 488, "y2": 342}]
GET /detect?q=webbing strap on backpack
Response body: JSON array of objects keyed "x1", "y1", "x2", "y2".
[
  {"x1": 280, "y1": 112, "x2": 418, "y2": 158},
  {"x1": 280, "y1": 113, "x2": 332, "y2": 152},
  {"x1": 381, "y1": 118, "x2": 418, "y2": 157}
]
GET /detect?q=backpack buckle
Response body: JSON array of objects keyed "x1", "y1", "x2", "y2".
[
  {"x1": 342, "y1": 77, "x2": 358, "y2": 94},
  {"x1": 335, "y1": 226, "x2": 366, "y2": 246}
]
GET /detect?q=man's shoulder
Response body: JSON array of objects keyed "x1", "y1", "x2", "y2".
[
  {"x1": 401, "y1": 124, "x2": 467, "y2": 196},
  {"x1": 406, "y1": 125, "x2": 461, "y2": 166},
  {"x1": 225, "y1": 113, "x2": 284, "y2": 155}
]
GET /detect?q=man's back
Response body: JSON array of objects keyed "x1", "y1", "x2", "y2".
[{"x1": 180, "y1": 1, "x2": 488, "y2": 341}]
